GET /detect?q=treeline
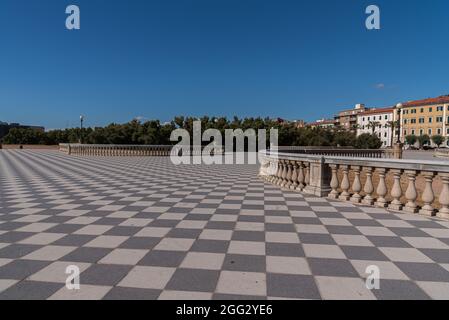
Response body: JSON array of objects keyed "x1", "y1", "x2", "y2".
[{"x1": 1, "y1": 116, "x2": 382, "y2": 149}]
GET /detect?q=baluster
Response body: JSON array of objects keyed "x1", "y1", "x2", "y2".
[
  {"x1": 283, "y1": 161, "x2": 293, "y2": 188},
  {"x1": 362, "y1": 167, "x2": 374, "y2": 205},
  {"x1": 419, "y1": 172, "x2": 436, "y2": 216},
  {"x1": 279, "y1": 160, "x2": 288, "y2": 186},
  {"x1": 338, "y1": 165, "x2": 350, "y2": 201},
  {"x1": 388, "y1": 169, "x2": 403, "y2": 211},
  {"x1": 328, "y1": 164, "x2": 339, "y2": 199},
  {"x1": 437, "y1": 173, "x2": 449, "y2": 219},
  {"x1": 375, "y1": 168, "x2": 388, "y2": 207},
  {"x1": 304, "y1": 162, "x2": 310, "y2": 187},
  {"x1": 290, "y1": 161, "x2": 298, "y2": 190},
  {"x1": 350, "y1": 166, "x2": 362, "y2": 203},
  {"x1": 296, "y1": 162, "x2": 305, "y2": 191},
  {"x1": 404, "y1": 170, "x2": 418, "y2": 213}
]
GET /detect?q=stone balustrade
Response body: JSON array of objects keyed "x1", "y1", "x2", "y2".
[
  {"x1": 275, "y1": 146, "x2": 400, "y2": 159},
  {"x1": 259, "y1": 151, "x2": 449, "y2": 219},
  {"x1": 59, "y1": 144, "x2": 222, "y2": 157}
]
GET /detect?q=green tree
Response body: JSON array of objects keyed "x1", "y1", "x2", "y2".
[
  {"x1": 418, "y1": 134, "x2": 430, "y2": 149},
  {"x1": 405, "y1": 134, "x2": 417, "y2": 147},
  {"x1": 354, "y1": 133, "x2": 383, "y2": 149},
  {"x1": 431, "y1": 135, "x2": 445, "y2": 148}
]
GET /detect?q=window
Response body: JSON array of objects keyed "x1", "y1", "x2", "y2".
[
  {"x1": 404, "y1": 130, "x2": 407, "y2": 136},
  {"x1": 403, "y1": 119, "x2": 407, "y2": 124},
  {"x1": 437, "y1": 128, "x2": 442, "y2": 135},
  {"x1": 420, "y1": 108, "x2": 424, "y2": 113},
  {"x1": 420, "y1": 129, "x2": 424, "y2": 135},
  {"x1": 419, "y1": 117, "x2": 425, "y2": 124},
  {"x1": 385, "y1": 115, "x2": 388, "y2": 120},
  {"x1": 362, "y1": 117, "x2": 365, "y2": 121},
  {"x1": 384, "y1": 132, "x2": 387, "y2": 137},
  {"x1": 429, "y1": 117, "x2": 433, "y2": 123},
  {"x1": 429, "y1": 107, "x2": 433, "y2": 112},
  {"x1": 411, "y1": 129, "x2": 415, "y2": 135},
  {"x1": 447, "y1": 128, "x2": 449, "y2": 135},
  {"x1": 437, "y1": 106, "x2": 444, "y2": 112},
  {"x1": 411, "y1": 118, "x2": 417, "y2": 124},
  {"x1": 428, "y1": 128, "x2": 432, "y2": 135},
  {"x1": 437, "y1": 116, "x2": 443, "y2": 123}
]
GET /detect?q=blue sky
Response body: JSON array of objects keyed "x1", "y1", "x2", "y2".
[{"x1": 0, "y1": 0, "x2": 448, "y2": 129}]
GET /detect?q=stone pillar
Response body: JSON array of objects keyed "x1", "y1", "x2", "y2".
[
  {"x1": 350, "y1": 166, "x2": 362, "y2": 203},
  {"x1": 328, "y1": 164, "x2": 339, "y2": 199},
  {"x1": 393, "y1": 143, "x2": 403, "y2": 159},
  {"x1": 375, "y1": 168, "x2": 388, "y2": 207},
  {"x1": 303, "y1": 158, "x2": 332, "y2": 197},
  {"x1": 404, "y1": 170, "x2": 418, "y2": 213},
  {"x1": 419, "y1": 172, "x2": 436, "y2": 216},
  {"x1": 362, "y1": 167, "x2": 375, "y2": 205},
  {"x1": 283, "y1": 162, "x2": 293, "y2": 188},
  {"x1": 388, "y1": 169, "x2": 403, "y2": 211},
  {"x1": 437, "y1": 173, "x2": 449, "y2": 219},
  {"x1": 338, "y1": 165, "x2": 350, "y2": 201}
]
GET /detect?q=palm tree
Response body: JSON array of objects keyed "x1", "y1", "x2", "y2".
[
  {"x1": 367, "y1": 121, "x2": 380, "y2": 135},
  {"x1": 385, "y1": 120, "x2": 399, "y2": 147}
]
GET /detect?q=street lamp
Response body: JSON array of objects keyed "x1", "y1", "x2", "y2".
[
  {"x1": 79, "y1": 115, "x2": 84, "y2": 144},
  {"x1": 395, "y1": 103, "x2": 402, "y2": 144}
]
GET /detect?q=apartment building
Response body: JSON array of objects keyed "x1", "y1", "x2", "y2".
[
  {"x1": 400, "y1": 95, "x2": 449, "y2": 146},
  {"x1": 307, "y1": 119, "x2": 336, "y2": 129},
  {"x1": 334, "y1": 104, "x2": 368, "y2": 132},
  {"x1": 356, "y1": 107, "x2": 397, "y2": 147}
]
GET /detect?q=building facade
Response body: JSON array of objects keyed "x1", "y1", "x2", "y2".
[
  {"x1": 400, "y1": 95, "x2": 449, "y2": 146},
  {"x1": 334, "y1": 104, "x2": 368, "y2": 132},
  {"x1": 356, "y1": 107, "x2": 396, "y2": 147},
  {"x1": 307, "y1": 119, "x2": 336, "y2": 129}
]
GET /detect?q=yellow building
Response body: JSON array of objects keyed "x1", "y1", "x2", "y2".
[{"x1": 400, "y1": 95, "x2": 449, "y2": 146}]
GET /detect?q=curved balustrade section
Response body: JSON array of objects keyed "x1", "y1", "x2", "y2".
[
  {"x1": 59, "y1": 144, "x2": 218, "y2": 157},
  {"x1": 274, "y1": 146, "x2": 397, "y2": 159},
  {"x1": 259, "y1": 150, "x2": 449, "y2": 220}
]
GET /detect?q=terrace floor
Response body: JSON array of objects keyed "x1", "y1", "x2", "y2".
[{"x1": 0, "y1": 150, "x2": 449, "y2": 300}]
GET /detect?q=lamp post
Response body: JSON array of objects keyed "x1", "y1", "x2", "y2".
[
  {"x1": 79, "y1": 115, "x2": 84, "y2": 144},
  {"x1": 395, "y1": 103, "x2": 402, "y2": 144}
]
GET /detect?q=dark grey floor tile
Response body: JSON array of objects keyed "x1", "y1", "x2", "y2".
[
  {"x1": 104, "y1": 287, "x2": 161, "y2": 300},
  {"x1": 0, "y1": 280, "x2": 63, "y2": 300},
  {"x1": 222, "y1": 254, "x2": 266, "y2": 272},
  {"x1": 308, "y1": 258, "x2": 359, "y2": 277},
  {"x1": 61, "y1": 247, "x2": 112, "y2": 263},
  {"x1": 104, "y1": 226, "x2": 142, "y2": 236},
  {"x1": 420, "y1": 249, "x2": 449, "y2": 264},
  {"x1": 267, "y1": 273, "x2": 320, "y2": 299},
  {"x1": 52, "y1": 234, "x2": 96, "y2": 246},
  {"x1": 0, "y1": 244, "x2": 41, "y2": 259},
  {"x1": 232, "y1": 231, "x2": 265, "y2": 242},
  {"x1": 166, "y1": 228, "x2": 202, "y2": 239},
  {"x1": 373, "y1": 279, "x2": 431, "y2": 300},
  {"x1": 395, "y1": 262, "x2": 449, "y2": 282},
  {"x1": 366, "y1": 236, "x2": 412, "y2": 248},
  {"x1": 119, "y1": 237, "x2": 161, "y2": 249},
  {"x1": 266, "y1": 243, "x2": 304, "y2": 257},
  {"x1": 45, "y1": 223, "x2": 84, "y2": 234},
  {"x1": 298, "y1": 233, "x2": 336, "y2": 245},
  {"x1": 138, "y1": 250, "x2": 186, "y2": 267},
  {"x1": 81, "y1": 264, "x2": 132, "y2": 286},
  {"x1": 165, "y1": 268, "x2": 220, "y2": 292},
  {"x1": 388, "y1": 228, "x2": 430, "y2": 237},
  {"x1": 326, "y1": 226, "x2": 362, "y2": 235},
  {"x1": 0, "y1": 259, "x2": 50, "y2": 280},
  {"x1": 190, "y1": 239, "x2": 230, "y2": 253},
  {"x1": 0, "y1": 231, "x2": 35, "y2": 243},
  {"x1": 341, "y1": 246, "x2": 389, "y2": 261}
]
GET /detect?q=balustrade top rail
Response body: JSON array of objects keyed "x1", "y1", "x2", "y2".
[
  {"x1": 261, "y1": 150, "x2": 449, "y2": 173},
  {"x1": 272, "y1": 146, "x2": 389, "y2": 158}
]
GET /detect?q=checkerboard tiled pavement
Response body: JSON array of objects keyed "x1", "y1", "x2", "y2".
[{"x1": 1, "y1": 150, "x2": 449, "y2": 300}]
